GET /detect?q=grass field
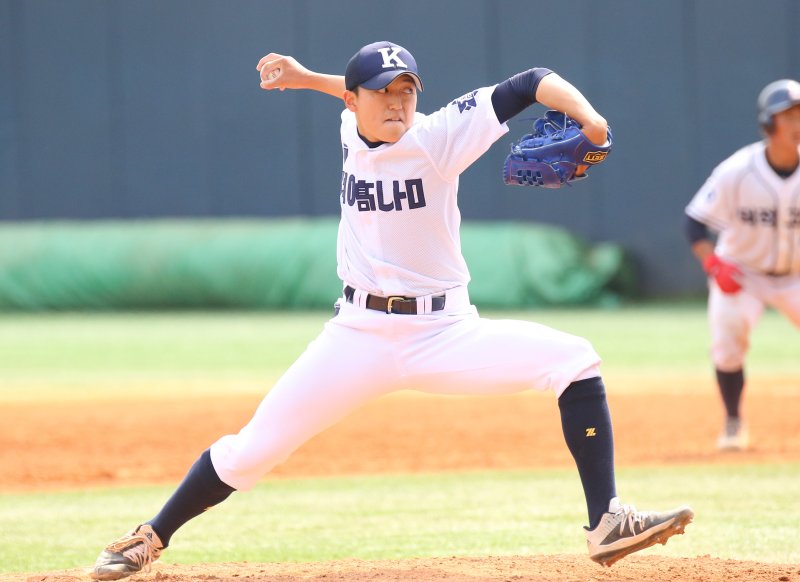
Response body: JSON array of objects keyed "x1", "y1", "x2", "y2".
[
  {"x1": 1, "y1": 304, "x2": 799, "y2": 574},
  {"x1": 2, "y1": 463, "x2": 800, "y2": 572}
]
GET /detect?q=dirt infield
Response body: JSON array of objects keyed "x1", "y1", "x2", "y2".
[
  {"x1": 5, "y1": 379, "x2": 800, "y2": 581},
  {"x1": 4, "y1": 385, "x2": 799, "y2": 491}
]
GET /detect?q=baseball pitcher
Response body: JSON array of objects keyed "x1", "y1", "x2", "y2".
[{"x1": 90, "y1": 42, "x2": 693, "y2": 580}]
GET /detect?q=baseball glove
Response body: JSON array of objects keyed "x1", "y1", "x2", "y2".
[{"x1": 502, "y1": 110, "x2": 613, "y2": 188}]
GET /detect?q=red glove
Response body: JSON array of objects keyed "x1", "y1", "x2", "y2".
[{"x1": 703, "y1": 254, "x2": 743, "y2": 294}]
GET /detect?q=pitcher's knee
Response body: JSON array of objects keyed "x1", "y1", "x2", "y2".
[
  {"x1": 573, "y1": 336, "x2": 602, "y2": 370},
  {"x1": 210, "y1": 435, "x2": 292, "y2": 491},
  {"x1": 578, "y1": 336, "x2": 600, "y2": 358},
  {"x1": 549, "y1": 336, "x2": 602, "y2": 396}
]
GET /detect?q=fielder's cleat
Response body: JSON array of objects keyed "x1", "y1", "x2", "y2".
[
  {"x1": 717, "y1": 417, "x2": 749, "y2": 451},
  {"x1": 90, "y1": 523, "x2": 164, "y2": 580},
  {"x1": 585, "y1": 497, "x2": 694, "y2": 567}
]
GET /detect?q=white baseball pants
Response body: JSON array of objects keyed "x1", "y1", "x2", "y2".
[
  {"x1": 210, "y1": 286, "x2": 601, "y2": 491},
  {"x1": 708, "y1": 272, "x2": 800, "y2": 371}
]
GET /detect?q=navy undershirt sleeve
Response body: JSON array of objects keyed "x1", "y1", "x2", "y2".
[
  {"x1": 684, "y1": 213, "x2": 711, "y2": 244},
  {"x1": 491, "y1": 68, "x2": 553, "y2": 124}
]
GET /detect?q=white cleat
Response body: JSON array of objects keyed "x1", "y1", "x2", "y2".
[
  {"x1": 90, "y1": 524, "x2": 164, "y2": 580},
  {"x1": 585, "y1": 497, "x2": 694, "y2": 567}
]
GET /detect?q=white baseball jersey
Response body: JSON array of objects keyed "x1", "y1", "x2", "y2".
[
  {"x1": 686, "y1": 141, "x2": 800, "y2": 276},
  {"x1": 337, "y1": 86, "x2": 507, "y2": 296},
  {"x1": 686, "y1": 141, "x2": 800, "y2": 370},
  {"x1": 210, "y1": 86, "x2": 602, "y2": 491}
]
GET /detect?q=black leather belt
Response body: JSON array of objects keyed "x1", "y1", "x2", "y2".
[{"x1": 344, "y1": 286, "x2": 446, "y2": 314}]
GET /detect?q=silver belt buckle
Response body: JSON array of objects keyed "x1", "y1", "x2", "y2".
[{"x1": 386, "y1": 296, "x2": 405, "y2": 314}]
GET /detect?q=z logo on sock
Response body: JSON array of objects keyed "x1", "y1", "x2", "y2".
[{"x1": 585, "y1": 427, "x2": 597, "y2": 437}]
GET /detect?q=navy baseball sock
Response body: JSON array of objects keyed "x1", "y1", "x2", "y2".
[
  {"x1": 147, "y1": 449, "x2": 235, "y2": 547},
  {"x1": 558, "y1": 376, "x2": 616, "y2": 530},
  {"x1": 716, "y1": 368, "x2": 744, "y2": 419}
]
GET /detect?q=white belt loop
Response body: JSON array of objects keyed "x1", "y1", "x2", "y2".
[
  {"x1": 417, "y1": 294, "x2": 433, "y2": 315},
  {"x1": 352, "y1": 288, "x2": 369, "y2": 309}
]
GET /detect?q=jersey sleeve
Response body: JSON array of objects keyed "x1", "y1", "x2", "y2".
[
  {"x1": 685, "y1": 164, "x2": 734, "y2": 233},
  {"x1": 491, "y1": 68, "x2": 552, "y2": 124},
  {"x1": 411, "y1": 86, "x2": 509, "y2": 183}
]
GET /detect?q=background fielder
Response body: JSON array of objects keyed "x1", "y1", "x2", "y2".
[
  {"x1": 89, "y1": 41, "x2": 692, "y2": 580},
  {"x1": 684, "y1": 79, "x2": 800, "y2": 450}
]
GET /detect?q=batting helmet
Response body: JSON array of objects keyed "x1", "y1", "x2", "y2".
[{"x1": 757, "y1": 79, "x2": 800, "y2": 130}]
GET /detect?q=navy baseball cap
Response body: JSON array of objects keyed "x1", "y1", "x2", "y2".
[{"x1": 345, "y1": 41, "x2": 423, "y2": 92}]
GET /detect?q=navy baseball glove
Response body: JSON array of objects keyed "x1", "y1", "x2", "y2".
[{"x1": 503, "y1": 110, "x2": 613, "y2": 188}]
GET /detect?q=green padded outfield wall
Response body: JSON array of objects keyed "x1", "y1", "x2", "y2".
[{"x1": 0, "y1": 220, "x2": 632, "y2": 311}]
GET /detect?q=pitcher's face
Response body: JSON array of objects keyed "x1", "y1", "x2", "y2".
[{"x1": 345, "y1": 75, "x2": 418, "y2": 143}]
